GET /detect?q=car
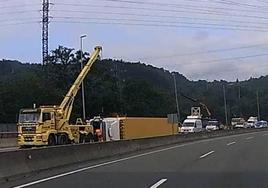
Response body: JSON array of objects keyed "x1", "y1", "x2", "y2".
[
  {"x1": 255, "y1": 121, "x2": 268, "y2": 128},
  {"x1": 206, "y1": 120, "x2": 224, "y2": 131}
]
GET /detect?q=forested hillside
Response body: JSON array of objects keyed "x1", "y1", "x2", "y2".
[{"x1": 0, "y1": 46, "x2": 267, "y2": 123}]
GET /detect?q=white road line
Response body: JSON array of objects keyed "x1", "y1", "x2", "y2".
[
  {"x1": 227, "y1": 142, "x2": 236, "y2": 146},
  {"x1": 150, "y1": 179, "x2": 167, "y2": 188},
  {"x1": 245, "y1": 136, "x2": 254, "y2": 140},
  {"x1": 0, "y1": 147, "x2": 18, "y2": 152},
  {"x1": 12, "y1": 143, "x2": 190, "y2": 188},
  {"x1": 199, "y1": 151, "x2": 215, "y2": 159},
  {"x1": 13, "y1": 131, "x2": 268, "y2": 188},
  {"x1": 263, "y1": 133, "x2": 268, "y2": 136}
]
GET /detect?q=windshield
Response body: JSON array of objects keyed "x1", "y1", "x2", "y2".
[
  {"x1": 19, "y1": 112, "x2": 40, "y2": 123},
  {"x1": 183, "y1": 122, "x2": 195, "y2": 127}
]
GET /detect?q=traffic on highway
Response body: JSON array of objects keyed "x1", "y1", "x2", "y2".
[{"x1": 2, "y1": 0, "x2": 268, "y2": 187}]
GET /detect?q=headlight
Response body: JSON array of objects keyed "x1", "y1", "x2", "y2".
[{"x1": 36, "y1": 135, "x2": 42, "y2": 140}]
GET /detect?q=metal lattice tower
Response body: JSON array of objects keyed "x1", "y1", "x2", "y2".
[{"x1": 42, "y1": 0, "x2": 49, "y2": 65}]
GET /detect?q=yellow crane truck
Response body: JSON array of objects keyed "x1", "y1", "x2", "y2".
[{"x1": 17, "y1": 46, "x2": 102, "y2": 147}]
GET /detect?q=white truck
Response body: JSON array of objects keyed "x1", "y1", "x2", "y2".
[
  {"x1": 181, "y1": 116, "x2": 203, "y2": 133},
  {"x1": 247, "y1": 117, "x2": 258, "y2": 128},
  {"x1": 181, "y1": 107, "x2": 204, "y2": 133},
  {"x1": 232, "y1": 118, "x2": 247, "y2": 129}
]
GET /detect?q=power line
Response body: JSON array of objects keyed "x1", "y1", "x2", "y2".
[
  {"x1": 51, "y1": 9, "x2": 268, "y2": 27},
  {"x1": 0, "y1": 17, "x2": 41, "y2": 23},
  {"x1": 87, "y1": 0, "x2": 268, "y2": 14},
  {"x1": 0, "y1": 21, "x2": 40, "y2": 27},
  {"x1": 55, "y1": 2, "x2": 227, "y2": 15},
  {"x1": 210, "y1": 0, "x2": 268, "y2": 10},
  {"x1": 199, "y1": 53, "x2": 268, "y2": 64},
  {"x1": 53, "y1": 16, "x2": 268, "y2": 31},
  {"x1": 54, "y1": 3, "x2": 268, "y2": 21},
  {"x1": 135, "y1": 43, "x2": 268, "y2": 60},
  {"x1": 0, "y1": 4, "x2": 40, "y2": 9},
  {"x1": 0, "y1": 10, "x2": 39, "y2": 15},
  {"x1": 52, "y1": 20, "x2": 268, "y2": 32}
]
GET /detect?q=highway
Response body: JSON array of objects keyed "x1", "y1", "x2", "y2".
[{"x1": 5, "y1": 131, "x2": 268, "y2": 188}]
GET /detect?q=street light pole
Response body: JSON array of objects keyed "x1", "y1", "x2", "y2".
[
  {"x1": 172, "y1": 73, "x2": 181, "y2": 123},
  {"x1": 223, "y1": 85, "x2": 228, "y2": 127},
  {"x1": 257, "y1": 90, "x2": 260, "y2": 120},
  {"x1": 80, "y1": 35, "x2": 87, "y2": 120}
]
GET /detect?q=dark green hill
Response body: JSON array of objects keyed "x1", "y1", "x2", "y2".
[{"x1": 0, "y1": 47, "x2": 267, "y2": 123}]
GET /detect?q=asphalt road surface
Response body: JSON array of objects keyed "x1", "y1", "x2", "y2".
[{"x1": 5, "y1": 131, "x2": 268, "y2": 188}]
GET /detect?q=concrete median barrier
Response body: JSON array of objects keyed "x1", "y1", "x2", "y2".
[
  {"x1": 0, "y1": 138, "x2": 17, "y2": 148},
  {"x1": 0, "y1": 128, "x2": 267, "y2": 182}
]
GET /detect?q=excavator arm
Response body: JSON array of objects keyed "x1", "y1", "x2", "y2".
[
  {"x1": 180, "y1": 92, "x2": 211, "y2": 118},
  {"x1": 59, "y1": 46, "x2": 102, "y2": 121},
  {"x1": 199, "y1": 102, "x2": 211, "y2": 117}
]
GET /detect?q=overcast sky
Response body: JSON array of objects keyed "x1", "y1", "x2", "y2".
[{"x1": 1, "y1": 0, "x2": 268, "y2": 81}]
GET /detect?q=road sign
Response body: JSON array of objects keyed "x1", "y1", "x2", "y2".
[{"x1": 167, "y1": 114, "x2": 178, "y2": 124}]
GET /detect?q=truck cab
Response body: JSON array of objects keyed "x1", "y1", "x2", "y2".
[
  {"x1": 89, "y1": 117, "x2": 121, "y2": 142},
  {"x1": 17, "y1": 107, "x2": 58, "y2": 146},
  {"x1": 232, "y1": 118, "x2": 247, "y2": 129}
]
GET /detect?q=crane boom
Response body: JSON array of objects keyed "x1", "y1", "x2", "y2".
[
  {"x1": 17, "y1": 45, "x2": 102, "y2": 147},
  {"x1": 60, "y1": 46, "x2": 102, "y2": 120},
  {"x1": 180, "y1": 92, "x2": 211, "y2": 117}
]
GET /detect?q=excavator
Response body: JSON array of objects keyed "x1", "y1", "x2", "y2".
[
  {"x1": 180, "y1": 92, "x2": 212, "y2": 118},
  {"x1": 17, "y1": 46, "x2": 102, "y2": 147}
]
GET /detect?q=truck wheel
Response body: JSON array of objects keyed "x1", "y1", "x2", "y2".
[
  {"x1": 48, "y1": 134, "x2": 56, "y2": 146},
  {"x1": 58, "y1": 134, "x2": 68, "y2": 145},
  {"x1": 79, "y1": 134, "x2": 86, "y2": 143}
]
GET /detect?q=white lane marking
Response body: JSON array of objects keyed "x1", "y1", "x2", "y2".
[
  {"x1": 150, "y1": 179, "x2": 167, "y2": 188},
  {"x1": 263, "y1": 133, "x2": 268, "y2": 136},
  {"x1": 12, "y1": 143, "x2": 189, "y2": 188},
  {"x1": 13, "y1": 130, "x2": 268, "y2": 188},
  {"x1": 199, "y1": 151, "x2": 215, "y2": 159},
  {"x1": 227, "y1": 142, "x2": 236, "y2": 146},
  {"x1": 245, "y1": 136, "x2": 254, "y2": 140},
  {"x1": 0, "y1": 147, "x2": 19, "y2": 152}
]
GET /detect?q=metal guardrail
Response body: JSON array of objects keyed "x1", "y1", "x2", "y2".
[
  {"x1": 0, "y1": 124, "x2": 17, "y2": 138},
  {"x1": 0, "y1": 132, "x2": 18, "y2": 139}
]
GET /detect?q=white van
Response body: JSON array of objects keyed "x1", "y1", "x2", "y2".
[
  {"x1": 247, "y1": 117, "x2": 258, "y2": 128},
  {"x1": 181, "y1": 116, "x2": 203, "y2": 133}
]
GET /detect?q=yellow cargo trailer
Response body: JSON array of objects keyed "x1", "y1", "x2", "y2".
[
  {"x1": 121, "y1": 117, "x2": 178, "y2": 139},
  {"x1": 91, "y1": 117, "x2": 178, "y2": 141}
]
